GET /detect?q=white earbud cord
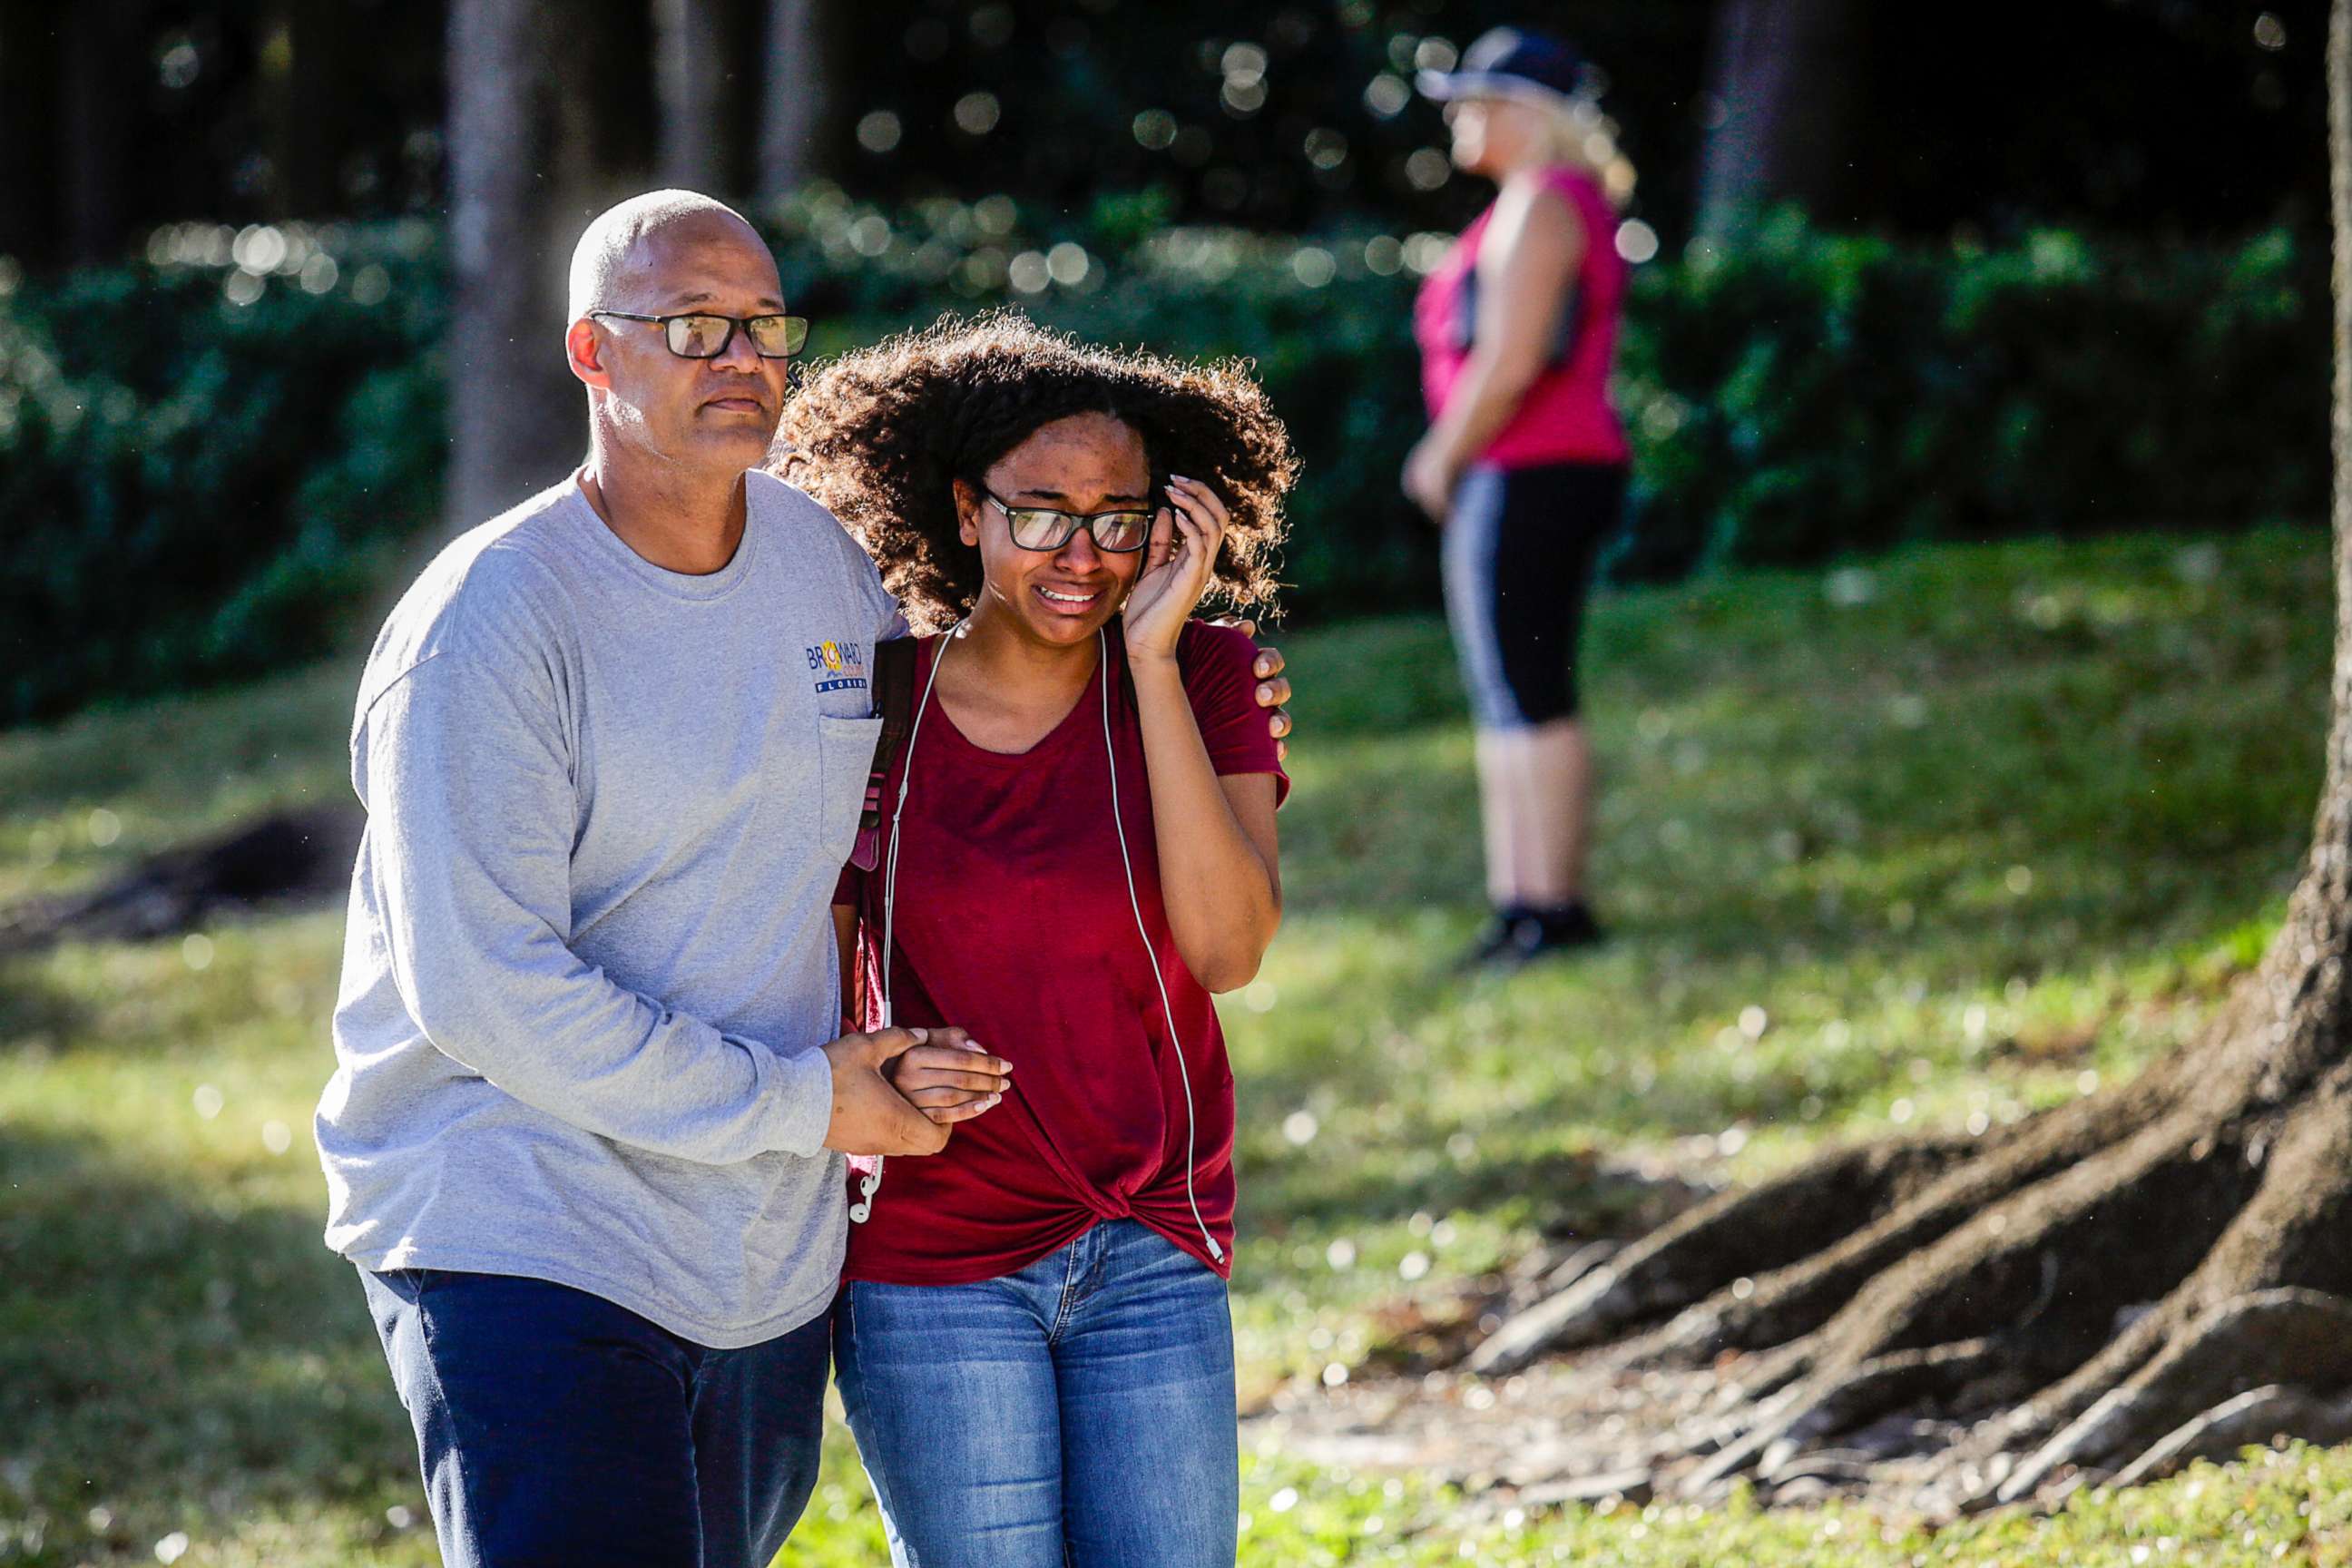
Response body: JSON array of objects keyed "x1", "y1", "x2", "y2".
[
  {"x1": 1100, "y1": 627, "x2": 1225, "y2": 1265},
  {"x1": 850, "y1": 620, "x2": 960, "y2": 1226}
]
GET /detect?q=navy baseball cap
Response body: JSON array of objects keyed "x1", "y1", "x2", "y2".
[{"x1": 1416, "y1": 26, "x2": 1587, "y2": 103}]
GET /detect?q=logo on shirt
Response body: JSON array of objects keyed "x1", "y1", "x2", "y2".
[{"x1": 807, "y1": 640, "x2": 867, "y2": 695}]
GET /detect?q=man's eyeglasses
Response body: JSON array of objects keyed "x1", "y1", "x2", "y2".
[
  {"x1": 985, "y1": 490, "x2": 1153, "y2": 554},
  {"x1": 590, "y1": 310, "x2": 809, "y2": 359}
]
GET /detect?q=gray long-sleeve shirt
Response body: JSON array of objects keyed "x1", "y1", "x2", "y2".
[{"x1": 318, "y1": 469, "x2": 898, "y2": 1348}]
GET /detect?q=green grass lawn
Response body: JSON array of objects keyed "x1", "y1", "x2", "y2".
[{"x1": 4, "y1": 528, "x2": 2346, "y2": 1565}]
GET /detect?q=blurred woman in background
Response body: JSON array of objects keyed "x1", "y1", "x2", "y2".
[{"x1": 1403, "y1": 27, "x2": 1634, "y2": 967}]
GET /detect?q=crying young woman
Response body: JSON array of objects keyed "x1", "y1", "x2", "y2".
[{"x1": 777, "y1": 314, "x2": 1296, "y2": 1568}]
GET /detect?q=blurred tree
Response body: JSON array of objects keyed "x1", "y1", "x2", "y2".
[
  {"x1": 62, "y1": 0, "x2": 141, "y2": 264},
  {"x1": 808, "y1": 0, "x2": 2323, "y2": 245},
  {"x1": 759, "y1": 0, "x2": 834, "y2": 196},
  {"x1": 819, "y1": 2, "x2": 1704, "y2": 236},
  {"x1": 1833, "y1": 0, "x2": 2328, "y2": 240},
  {"x1": 0, "y1": 1, "x2": 2336, "y2": 269},
  {"x1": 1694, "y1": 0, "x2": 1861, "y2": 234},
  {"x1": 657, "y1": 0, "x2": 754, "y2": 193},
  {"x1": 0, "y1": 2, "x2": 55, "y2": 263},
  {"x1": 260, "y1": 0, "x2": 353, "y2": 218},
  {"x1": 444, "y1": 0, "x2": 603, "y2": 527}
]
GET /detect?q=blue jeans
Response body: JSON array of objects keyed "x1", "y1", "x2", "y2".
[
  {"x1": 833, "y1": 1220, "x2": 1239, "y2": 1567},
  {"x1": 358, "y1": 1267, "x2": 830, "y2": 1568}
]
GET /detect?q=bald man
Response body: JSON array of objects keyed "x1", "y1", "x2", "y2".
[{"x1": 317, "y1": 191, "x2": 1017, "y2": 1567}]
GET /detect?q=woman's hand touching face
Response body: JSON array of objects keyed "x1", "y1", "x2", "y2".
[{"x1": 1122, "y1": 475, "x2": 1230, "y2": 664}]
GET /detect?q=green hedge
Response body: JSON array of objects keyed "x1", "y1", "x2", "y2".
[
  {"x1": 0, "y1": 196, "x2": 2327, "y2": 724},
  {"x1": 0, "y1": 223, "x2": 444, "y2": 724},
  {"x1": 1611, "y1": 211, "x2": 2326, "y2": 580}
]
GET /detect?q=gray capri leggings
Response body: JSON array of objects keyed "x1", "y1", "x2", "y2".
[{"x1": 1440, "y1": 459, "x2": 1628, "y2": 730}]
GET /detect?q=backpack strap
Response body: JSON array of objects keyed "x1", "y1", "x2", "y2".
[{"x1": 850, "y1": 636, "x2": 921, "y2": 868}]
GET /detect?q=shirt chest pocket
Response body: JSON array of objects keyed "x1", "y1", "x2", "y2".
[
  {"x1": 816, "y1": 713, "x2": 885, "y2": 861},
  {"x1": 802, "y1": 635, "x2": 877, "y2": 720}
]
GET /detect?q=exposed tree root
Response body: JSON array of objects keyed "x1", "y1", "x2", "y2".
[
  {"x1": 1598, "y1": 1050, "x2": 2231, "y2": 1385},
  {"x1": 1463, "y1": 903, "x2": 2352, "y2": 1510},
  {"x1": 1934, "y1": 1054, "x2": 2352, "y2": 1500},
  {"x1": 1661, "y1": 1156, "x2": 2206, "y2": 1496},
  {"x1": 1996, "y1": 1288, "x2": 2352, "y2": 1501},
  {"x1": 1682, "y1": 1338, "x2": 2000, "y2": 1498},
  {"x1": 2108, "y1": 1385, "x2": 2352, "y2": 1489},
  {"x1": 1468, "y1": 1132, "x2": 1979, "y2": 1374}
]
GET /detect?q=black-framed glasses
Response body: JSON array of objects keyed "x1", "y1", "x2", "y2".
[
  {"x1": 590, "y1": 310, "x2": 809, "y2": 359},
  {"x1": 984, "y1": 490, "x2": 1152, "y2": 554}
]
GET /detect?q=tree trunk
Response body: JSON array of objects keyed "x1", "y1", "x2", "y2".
[
  {"x1": 261, "y1": 0, "x2": 348, "y2": 220},
  {"x1": 756, "y1": 0, "x2": 828, "y2": 200},
  {"x1": 0, "y1": 2, "x2": 61, "y2": 266},
  {"x1": 442, "y1": 0, "x2": 598, "y2": 531},
  {"x1": 1694, "y1": 0, "x2": 1862, "y2": 236},
  {"x1": 60, "y1": 0, "x2": 137, "y2": 264},
  {"x1": 654, "y1": 0, "x2": 740, "y2": 194},
  {"x1": 1466, "y1": 0, "x2": 2352, "y2": 1514}
]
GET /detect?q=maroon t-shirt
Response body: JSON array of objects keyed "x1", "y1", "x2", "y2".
[{"x1": 837, "y1": 622, "x2": 1287, "y2": 1285}]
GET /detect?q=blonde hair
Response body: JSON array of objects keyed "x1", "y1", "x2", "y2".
[{"x1": 1526, "y1": 92, "x2": 1637, "y2": 208}]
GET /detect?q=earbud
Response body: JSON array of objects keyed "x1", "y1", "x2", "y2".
[{"x1": 1098, "y1": 627, "x2": 1225, "y2": 1266}]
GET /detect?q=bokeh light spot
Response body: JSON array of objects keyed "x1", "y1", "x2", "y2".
[
  {"x1": 953, "y1": 92, "x2": 1001, "y2": 136},
  {"x1": 1614, "y1": 219, "x2": 1660, "y2": 264},
  {"x1": 1007, "y1": 250, "x2": 1049, "y2": 293}
]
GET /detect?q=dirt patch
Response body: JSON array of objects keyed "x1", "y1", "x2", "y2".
[{"x1": 0, "y1": 806, "x2": 360, "y2": 956}]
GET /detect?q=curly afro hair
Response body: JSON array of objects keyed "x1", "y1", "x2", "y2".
[{"x1": 774, "y1": 312, "x2": 1296, "y2": 631}]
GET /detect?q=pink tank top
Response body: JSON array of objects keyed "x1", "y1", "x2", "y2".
[{"x1": 1414, "y1": 165, "x2": 1631, "y2": 469}]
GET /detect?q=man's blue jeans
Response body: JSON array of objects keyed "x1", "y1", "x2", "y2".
[
  {"x1": 833, "y1": 1220, "x2": 1240, "y2": 1568},
  {"x1": 358, "y1": 1267, "x2": 829, "y2": 1568}
]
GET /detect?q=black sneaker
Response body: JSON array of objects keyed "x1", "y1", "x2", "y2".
[
  {"x1": 1455, "y1": 909, "x2": 1535, "y2": 972},
  {"x1": 1513, "y1": 900, "x2": 1605, "y2": 961}
]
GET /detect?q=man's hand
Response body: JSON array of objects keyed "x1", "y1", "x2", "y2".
[
  {"x1": 1214, "y1": 617, "x2": 1294, "y2": 763},
  {"x1": 885, "y1": 1026, "x2": 1014, "y2": 1126},
  {"x1": 821, "y1": 1027, "x2": 992, "y2": 1156}
]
